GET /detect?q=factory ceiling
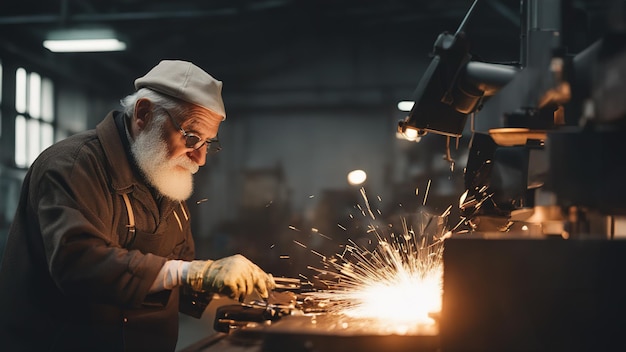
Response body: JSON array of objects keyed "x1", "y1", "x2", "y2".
[{"x1": 0, "y1": 0, "x2": 615, "y2": 96}]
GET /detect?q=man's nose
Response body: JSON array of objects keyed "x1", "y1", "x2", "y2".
[{"x1": 188, "y1": 147, "x2": 206, "y2": 166}]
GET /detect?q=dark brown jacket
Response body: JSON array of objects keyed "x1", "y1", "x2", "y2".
[{"x1": 0, "y1": 111, "x2": 202, "y2": 351}]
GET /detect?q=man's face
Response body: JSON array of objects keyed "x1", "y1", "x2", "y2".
[{"x1": 131, "y1": 106, "x2": 222, "y2": 201}]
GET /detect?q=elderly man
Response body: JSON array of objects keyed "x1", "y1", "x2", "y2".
[{"x1": 0, "y1": 60, "x2": 275, "y2": 351}]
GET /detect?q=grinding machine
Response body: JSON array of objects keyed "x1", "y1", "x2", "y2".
[{"x1": 184, "y1": 1, "x2": 626, "y2": 351}]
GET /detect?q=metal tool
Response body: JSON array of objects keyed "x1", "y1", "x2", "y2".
[
  {"x1": 272, "y1": 276, "x2": 315, "y2": 293},
  {"x1": 213, "y1": 276, "x2": 322, "y2": 334}
]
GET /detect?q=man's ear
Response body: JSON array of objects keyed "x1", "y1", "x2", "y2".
[{"x1": 134, "y1": 98, "x2": 153, "y2": 131}]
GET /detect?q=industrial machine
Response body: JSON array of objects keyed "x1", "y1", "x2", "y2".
[
  {"x1": 397, "y1": 0, "x2": 626, "y2": 350},
  {"x1": 184, "y1": 0, "x2": 626, "y2": 351},
  {"x1": 399, "y1": 0, "x2": 626, "y2": 236}
]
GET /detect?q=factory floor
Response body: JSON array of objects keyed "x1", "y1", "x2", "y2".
[{"x1": 176, "y1": 297, "x2": 237, "y2": 351}]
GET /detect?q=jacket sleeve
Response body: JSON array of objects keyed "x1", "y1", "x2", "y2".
[
  {"x1": 33, "y1": 144, "x2": 166, "y2": 309},
  {"x1": 179, "y1": 286, "x2": 213, "y2": 318}
]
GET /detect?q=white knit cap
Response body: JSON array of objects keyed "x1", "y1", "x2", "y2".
[{"x1": 134, "y1": 60, "x2": 226, "y2": 120}]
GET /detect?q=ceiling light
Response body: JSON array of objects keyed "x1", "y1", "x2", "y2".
[
  {"x1": 347, "y1": 169, "x2": 367, "y2": 186},
  {"x1": 397, "y1": 100, "x2": 415, "y2": 112},
  {"x1": 43, "y1": 29, "x2": 127, "y2": 52}
]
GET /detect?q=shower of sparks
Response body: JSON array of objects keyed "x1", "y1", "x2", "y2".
[
  {"x1": 444, "y1": 136, "x2": 456, "y2": 172},
  {"x1": 305, "y1": 186, "x2": 449, "y2": 331},
  {"x1": 196, "y1": 198, "x2": 208, "y2": 204},
  {"x1": 310, "y1": 237, "x2": 444, "y2": 325},
  {"x1": 293, "y1": 240, "x2": 307, "y2": 248},
  {"x1": 312, "y1": 228, "x2": 333, "y2": 240},
  {"x1": 310, "y1": 249, "x2": 326, "y2": 260},
  {"x1": 423, "y1": 180, "x2": 431, "y2": 206},
  {"x1": 359, "y1": 187, "x2": 376, "y2": 220}
]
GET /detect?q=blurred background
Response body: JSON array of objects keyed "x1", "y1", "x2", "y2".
[{"x1": 0, "y1": 1, "x2": 614, "y2": 349}]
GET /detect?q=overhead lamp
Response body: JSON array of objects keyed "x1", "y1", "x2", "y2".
[
  {"x1": 397, "y1": 100, "x2": 415, "y2": 112},
  {"x1": 43, "y1": 28, "x2": 127, "y2": 52},
  {"x1": 347, "y1": 169, "x2": 367, "y2": 186}
]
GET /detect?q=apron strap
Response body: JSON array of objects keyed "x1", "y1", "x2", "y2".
[
  {"x1": 121, "y1": 193, "x2": 137, "y2": 248},
  {"x1": 172, "y1": 211, "x2": 183, "y2": 232},
  {"x1": 179, "y1": 202, "x2": 189, "y2": 221},
  {"x1": 172, "y1": 202, "x2": 189, "y2": 232}
]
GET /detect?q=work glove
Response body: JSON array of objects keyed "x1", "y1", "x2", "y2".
[{"x1": 184, "y1": 254, "x2": 275, "y2": 302}]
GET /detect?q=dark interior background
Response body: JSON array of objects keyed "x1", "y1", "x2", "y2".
[{"x1": 0, "y1": 0, "x2": 615, "y2": 277}]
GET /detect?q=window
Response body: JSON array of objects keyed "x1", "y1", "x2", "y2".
[{"x1": 14, "y1": 67, "x2": 55, "y2": 168}]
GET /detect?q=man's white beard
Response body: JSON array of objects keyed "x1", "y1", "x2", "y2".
[{"x1": 130, "y1": 115, "x2": 199, "y2": 201}]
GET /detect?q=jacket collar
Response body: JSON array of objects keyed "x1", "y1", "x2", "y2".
[{"x1": 96, "y1": 111, "x2": 138, "y2": 194}]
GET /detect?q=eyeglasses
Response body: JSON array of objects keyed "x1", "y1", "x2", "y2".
[{"x1": 162, "y1": 108, "x2": 222, "y2": 154}]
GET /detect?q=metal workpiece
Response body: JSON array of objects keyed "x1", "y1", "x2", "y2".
[
  {"x1": 242, "y1": 314, "x2": 438, "y2": 352},
  {"x1": 190, "y1": 311, "x2": 439, "y2": 352}
]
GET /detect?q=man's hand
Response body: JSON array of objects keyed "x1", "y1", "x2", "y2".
[{"x1": 184, "y1": 254, "x2": 275, "y2": 302}]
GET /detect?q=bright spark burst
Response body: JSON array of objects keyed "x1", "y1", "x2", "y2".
[{"x1": 306, "y1": 187, "x2": 448, "y2": 333}]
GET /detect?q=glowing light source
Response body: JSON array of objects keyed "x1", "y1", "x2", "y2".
[
  {"x1": 43, "y1": 29, "x2": 127, "y2": 52},
  {"x1": 334, "y1": 249, "x2": 443, "y2": 325},
  {"x1": 44, "y1": 39, "x2": 127, "y2": 52},
  {"x1": 347, "y1": 169, "x2": 367, "y2": 186},
  {"x1": 396, "y1": 126, "x2": 422, "y2": 142},
  {"x1": 396, "y1": 100, "x2": 424, "y2": 142},
  {"x1": 397, "y1": 100, "x2": 415, "y2": 112},
  {"x1": 306, "y1": 187, "x2": 448, "y2": 333}
]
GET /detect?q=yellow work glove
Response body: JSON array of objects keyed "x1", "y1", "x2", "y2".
[{"x1": 184, "y1": 254, "x2": 275, "y2": 302}]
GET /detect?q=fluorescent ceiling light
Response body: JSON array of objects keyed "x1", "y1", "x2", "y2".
[
  {"x1": 44, "y1": 38, "x2": 126, "y2": 52},
  {"x1": 43, "y1": 29, "x2": 127, "y2": 52}
]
